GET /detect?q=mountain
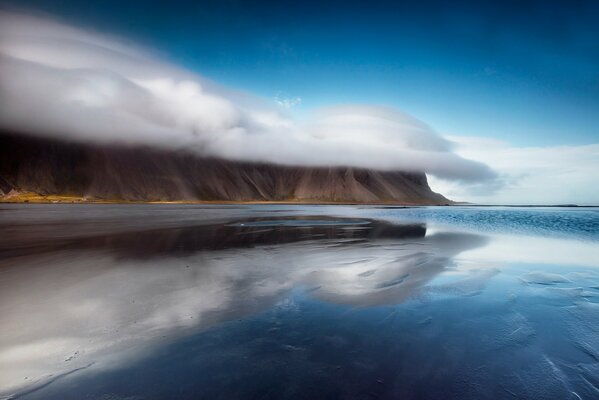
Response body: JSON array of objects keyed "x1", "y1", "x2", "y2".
[{"x1": 0, "y1": 131, "x2": 450, "y2": 204}]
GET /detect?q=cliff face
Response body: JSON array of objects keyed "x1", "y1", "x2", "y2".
[{"x1": 0, "y1": 132, "x2": 450, "y2": 204}]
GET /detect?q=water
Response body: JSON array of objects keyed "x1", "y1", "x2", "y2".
[{"x1": 1, "y1": 204, "x2": 598, "y2": 399}]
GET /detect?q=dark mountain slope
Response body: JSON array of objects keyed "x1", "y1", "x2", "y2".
[{"x1": 0, "y1": 131, "x2": 450, "y2": 204}]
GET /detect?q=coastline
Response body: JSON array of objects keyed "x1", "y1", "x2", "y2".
[
  {"x1": 0, "y1": 191, "x2": 449, "y2": 206},
  {"x1": 1, "y1": 192, "x2": 594, "y2": 207}
]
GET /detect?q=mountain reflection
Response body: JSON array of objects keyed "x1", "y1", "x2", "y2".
[
  {"x1": 2, "y1": 216, "x2": 427, "y2": 259},
  {"x1": 0, "y1": 216, "x2": 487, "y2": 397}
]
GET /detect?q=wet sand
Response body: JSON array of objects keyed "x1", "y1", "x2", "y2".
[{"x1": 1, "y1": 204, "x2": 598, "y2": 399}]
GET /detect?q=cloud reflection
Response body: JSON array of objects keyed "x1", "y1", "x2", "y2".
[{"x1": 0, "y1": 216, "x2": 487, "y2": 397}]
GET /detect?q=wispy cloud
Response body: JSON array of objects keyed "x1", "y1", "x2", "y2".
[
  {"x1": 274, "y1": 94, "x2": 302, "y2": 109},
  {"x1": 429, "y1": 137, "x2": 599, "y2": 205},
  {"x1": 0, "y1": 11, "x2": 496, "y2": 183}
]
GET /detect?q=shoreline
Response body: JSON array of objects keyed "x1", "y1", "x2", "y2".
[
  {"x1": 1, "y1": 198, "x2": 596, "y2": 208},
  {"x1": 1, "y1": 192, "x2": 596, "y2": 208},
  {"x1": 0, "y1": 192, "x2": 448, "y2": 206}
]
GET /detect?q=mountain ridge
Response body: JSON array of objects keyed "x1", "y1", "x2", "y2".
[{"x1": 0, "y1": 131, "x2": 451, "y2": 204}]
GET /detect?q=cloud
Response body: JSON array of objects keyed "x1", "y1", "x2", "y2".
[
  {"x1": 0, "y1": 11, "x2": 496, "y2": 182},
  {"x1": 428, "y1": 136, "x2": 599, "y2": 205},
  {"x1": 275, "y1": 94, "x2": 302, "y2": 109}
]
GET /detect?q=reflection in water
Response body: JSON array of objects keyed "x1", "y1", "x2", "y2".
[
  {"x1": 1, "y1": 206, "x2": 599, "y2": 399},
  {"x1": 0, "y1": 216, "x2": 484, "y2": 398}
]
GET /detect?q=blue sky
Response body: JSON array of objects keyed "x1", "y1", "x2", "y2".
[{"x1": 4, "y1": 0, "x2": 599, "y2": 147}]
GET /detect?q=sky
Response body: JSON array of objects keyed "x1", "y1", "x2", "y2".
[{"x1": 0, "y1": 0, "x2": 598, "y2": 204}]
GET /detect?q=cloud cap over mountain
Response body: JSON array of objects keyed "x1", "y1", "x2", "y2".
[{"x1": 0, "y1": 11, "x2": 496, "y2": 183}]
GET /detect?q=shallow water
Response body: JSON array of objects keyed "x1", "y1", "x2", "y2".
[{"x1": 1, "y1": 204, "x2": 598, "y2": 399}]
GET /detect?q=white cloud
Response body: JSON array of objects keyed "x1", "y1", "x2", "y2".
[
  {"x1": 275, "y1": 94, "x2": 302, "y2": 109},
  {"x1": 429, "y1": 136, "x2": 599, "y2": 205},
  {"x1": 0, "y1": 11, "x2": 496, "y2": 183}
]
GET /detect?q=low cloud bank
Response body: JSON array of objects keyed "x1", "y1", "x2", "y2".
[
  {"x1": 429, "y1": 137, "x2": 599, "y2": 205},
  {"x1": 0, "y1": 11, "x2": 496, "y2": 182}
]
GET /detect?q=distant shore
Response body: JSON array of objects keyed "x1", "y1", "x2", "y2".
[
  {"x1": 0, "y1": 191, "x2": 447, "y2": 206},
  {"x1": 1, "y1": 192, "x2": 595, "y2": 207}
]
